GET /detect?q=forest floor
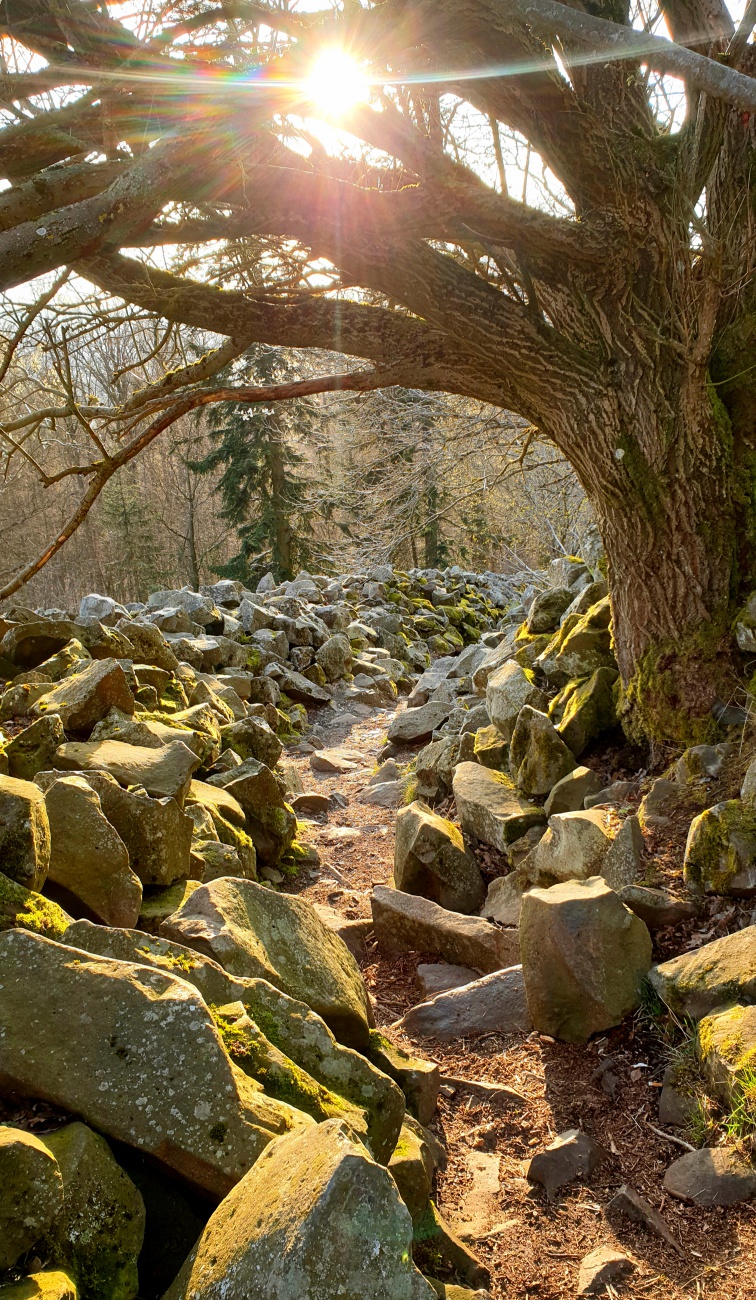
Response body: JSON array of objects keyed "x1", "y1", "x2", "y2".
[{"x1": 283, "y1": 692, "x2": 756, "y2": 1300}]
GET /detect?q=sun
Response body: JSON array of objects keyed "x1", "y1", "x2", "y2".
[{"x1": 303, "y1": 49, "x2": 370, "y2": 118}]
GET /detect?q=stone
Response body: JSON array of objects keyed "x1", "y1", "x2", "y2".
[
  {"x1": 452, "y1": 763, "x2": 545, "y2": 854},
  {"x1": 4, "y1": 715, "x2": 65, "y2": 780},
  {"x1": 316, "y1": 634, "x2": 352, "y2": 681},
  {"x1": 186, "y1": 779, "x2": 246, "y2": 828},
  {"x1": 526, "y1": 587, "x2": 574, "y2": 634},
  {"x1": 160, "y1": 876, "x2": 373, "y2": 1047},
  {"x1": 602, "y1": 814, "x2": 644, "y2": 890},
  {"x1": 519, "y1": 877, "x2": 652, "y2": 1043},
  {"x1": 576, "y1": 1247, "x2": 635, "y2": 1297},
  {"x1": 543, "y1": 766, "x2": 604, "y2": 817},
  {"x1": 677, "y1": 743, "x2": 733, "y2": 784},
  {"x1": 0, "y1": 1126, "x2": 64, "y2": 1268},
  {"x1": 664, "y1": 1147, "x2": 756, "y2": 1206},
  {"x1": 358, "y1": 779, "x2": 407, "y2": 808},
  {"x1": 618, "y1": 884, "x2": 698, "y2": 928},
  {"x1": 366, "y1": 1032, "x2": 440, "y2": 1126},
  {"x1": 387, "y1": 701, "x2": 453, "y2": 745},
  {"x1": 527, "y1": 1129, "x2": 606, "y2": 1201},
  {"x1": 88, "y1": 711, "x2": 201, "y2": 759},
  {"x1": 480, "y1": 872, "x2": 528, "y2": 926},
  {"x1": 521, "y1": 808, "x2": 617, "y2": 887},
  {"x1": 273, "y1": 666, "x2": 332, "y2": 704},
  {"x1": 584, "y1": 779, "x2": 634, "y2": 810},
  {"x1": 61, "y1": 920, "x2": 402, "y2": 1165},
  {"x1": 207, "y1": 760, "x2": 296, "y2": 866},
  {"x1": 1, "y1": 620, "x2": 99, "y2": 671},
  {"x1": 388, "y1": 1118, "x2": 434, "y2": 1222},
  {"x1": 0, "y1": 930, "x2": 312, "y2": 1198},
  {"x1": 509, "y1": 706, "x2": 576, "y2": 797},
  {"x1": 472, "y1": 725, "x2": 507, "y2": 769},
  {"x1": 72, "y1": 771, "x2": 193, "y2": 887},
  {"x1": 116, "y1": 620, "x2": 179, "y2": 672},
  {"x1": 394, "y1": 802, "x2": 485, "y2": 914},
  {"x1": 44, "y1": 776, "x2": 141, "y2": 928},
  {"x1": 54, "y1": 739, "x2": 200, "y2": 805},
  {"x1": 471, "y1": 640, "x2": 517, "y2": 695},
  {"x1": 696, "y1": 1002, "x2": 756, "y2": 1104},
  {"x1": 485, "y1": 661, "x2": 545, "y2": 742},
  {"x1": 311, "y1": 905, "x2": 372, "y2": 961},
  {"x1": 0, "y1": 1272, "x2": 78, "y2": 1299},
  {"x1": 311, "y1": 749, "x2": 361, "y2": 775},
  {"x1": 163, "y1": 1120, "x2": 435, "y2": 1300},
  {"x1": 32, "y1": 659, "x2": 134, "y2": 735},
  {"x1": 638, "y1": 777, "x2": 685, "y2": 832},
  {"x1": 40, "y1": 1122, "x2": 145, "y2": 1300},
  {"x1": 1, "y1": 678, "x2": 53, "y2": 721},
  {"x1": 0, "y1": 870, "x2": 71, "y2": 938},
  {"x1": 0, "y1": 773, "x2": 50, "y2": 890},
  {"x1": 554, "y1": 667, "x2": 619, "y2": 758},
  {"x1": 535, "y1": 597, "x2": 614, "y2": 686},
  {"x1": 416, "y1": 963, "x2": 477, "y2": 998},
  {"x1": 192, "y1": 839, "x2": 251, "y2": 881},
  {"x1": 648, "y1": 927, "x2": 756, "y2": 1019},
  {"x1": 371, "y1": 885, "x2": 518, "y2": 973},
  {"x1": 605, "y1": 1184, "x2": 682, "y2": 1256},
  {"x1": 415, "y1": 737, "x2": 458, "y2": 802},
  {"x1": 219, "y1": 716, "x2": 282, "y2": 769},
  {"x1": 684, "y1": 800, "x2": 756, "y2": 895},
  {"x1": 396, "y1": 967, "x2": 532, "y2": 1041},
  {"x1": 146, "y1": 588, "x2": 217, "y2": 626}
]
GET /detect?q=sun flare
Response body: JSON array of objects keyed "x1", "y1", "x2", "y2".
[{"x1": 303, "y1": 49, "x2": 370, "y2": 118}]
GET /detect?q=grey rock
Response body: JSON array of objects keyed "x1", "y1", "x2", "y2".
[
  {"x1": 664, "y1": 1147, "x2": 756, "y2": 1207},
  {"x1": 371, "y1": 885, "x2": 518, "y2": 974},
  {"x1": 387, "y1": 702, "x2": 453, "y2": 745},
  {"x1": 543, "y1": 766, "x2": 604, "y2": 817},
  {"x1": 527, "y1": 1128, "x2": 606, "y2": 1201},
  {"x1": 452, "y1": 762, "x2": 545, "y2": 854},
  {"x1": 394, "y1": 801, "x2": 484, "y2": 914},
  {"x1": 396, "y1": 966, "x2": 532, "y2": 1041}
]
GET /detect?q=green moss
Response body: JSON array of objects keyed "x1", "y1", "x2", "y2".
[
  {"x1": 0, "y1": 871, "x2": 70, "y2": 938},
  {"x1": 623, "y1": 623, "x2": 730, "y2": 746}
]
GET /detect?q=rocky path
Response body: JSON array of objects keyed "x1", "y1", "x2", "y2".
[{"x1": 283, "y1": 696, "x2": 756, "y2": 1300}]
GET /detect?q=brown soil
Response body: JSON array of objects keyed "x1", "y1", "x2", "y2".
[{"x1": 284, "y1": 696, "x2": 756, "y2": 1300}]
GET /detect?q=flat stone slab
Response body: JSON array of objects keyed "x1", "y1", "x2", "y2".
[
  {"x1": 371, "y1": 885, "x2": 519, "y2": 974},
  {"x1": 452, "y1": 763, "x2": 545, "y2": 854},
  {"x1": 648, "y1": 925, "x2": 756, "y2": 1019},
  {"x1": 396, "y1": 967, "x2": 532, "y2": 1041},
  {"x1": 54, "y1": 739, "x2": 200, "y2": 805}
]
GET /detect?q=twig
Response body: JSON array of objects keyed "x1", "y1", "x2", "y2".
[{"x1": 646, "y1": 1120, "x2": 696, "y2": 1152}]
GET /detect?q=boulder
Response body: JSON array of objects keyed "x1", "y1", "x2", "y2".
[
  {"x1": 480, "y1": 871, "x2": 528, "y2": 926},
  {"x1": 71, "y1": 771, "x2": 193, "y2": 887},
  {"x1": 316, "y1": 634, "x2": 352, "y2": 682},
  {"x1": 366, "y1": 1031, "x2": 440, "y2": 1126},
  {"x1": 53, "y1": 739, "x2": 200, "y2": 805},
  {"x1": 0, "y1": 930, "x2": 311, "y2": 1198},
  {"x1": 311, "y1": 749, "x2": 361, "y2": 775},
  {"x1": 663, "y1": 1147, "x2": 756, "y2": 1207},
  {"x1": 415, "y1": 737, "x2": 459, "y2": 802},
  {"x1": 0, "y1": 870, "x2": 71, "y2": 938},
  {"x1": 0, "y1": 773, "x2": 50, "y2": 890},
  {"x1": 521, "y1": 809, "x2": 616, "y2": 887},
  {"x1": 163, "y1": 1120, "x2": 435, "y2": 1300},
  {"x1": 40, "y1": 1123, "x2": 145, "y2": 1300},
  {"x1": 553, "y1": 667, "x2": 618, "y2": 757},
  {"x1": 617, "y1": 885, "x2": 697, "y2": 928},
  {"x1": 543, "y1": 766, "x2": 604, "y2": 817},
  {"x1": 526, "y1": 587, "x2": 574, "y2": 634},
  {"x1": 62, "y1": 919, "x2": 402, "y2": 1165},
  {"x1": 186, "y1": 778, "x2": 245, "y2": 828},
  {"x1": 160, "y1": 876, "x2": 373, "y2": 1047},
  {"x1": 648, "y1": 927, "x2": 756, "y2": 1019},
  {"x1": 452, "y1": 763, "x2": 545, "y2": 854},
  {"x1": 219, "y1": 717, "x2": 282, "y2": 769},
  {"x1": 44, "y1": 776, "x2": 141, "y2": 928},
  {"x1": 684, "y1": 800, "x2": 756, "y2": 895},
  {"x1": 88, "y1": 711, "x2": 203, "y2": 759},
  {"x1": 32, "y1": 659, "x2": 134, "y2": 735},
  {"x1": 638, "y1": 777, "x2": 685, "y2": 832},
  {"x1": 527, "y1": 1129, "x2": 606, "y2": 1201},
  {"x1": 676, "y1": 743, "x2": 733, "y2": 784},
  {"x1": 371, "y1": 885, "x2": 518, "y2": 973},
  {"x1": 4, "y1": 715, "x2": 65, "y2": 780},
  {"x1": 358, "y1": 779, "x2": 407, "y2": 808},
  {"x1": 696, "y1": 1002, "x2": 756, "y2": 1103},
  {"x1": 472, "y1": 725, "x2": 507, "y2": 770},
  {"x1": 509, "y1": 706, "x2": 576, "y2": 798},
  {"x1": 207, "y1": 760, "x2": 296, "y2": 866},
  {"x1": 191, "y1": 839, "x2": 251, "y2": 882},
  {"x1": 601, "y1": 814, "x2": 644, "y2": 890},
  {"x1": 519, "y1": 877, "x2": 652, "y2": 1043},
  {"x1": 146, "y1": 588, "x2": 218, "y2": 626},
  {"x1": 396, "y1": 966, "x2": 532, "y2": 1041},
  {"x1": 0, "y1": 1126, "x2": 64, "y2": 1268},
  {"x1": 471, "y1": 640, "x2": 516, "y2": 695},
  {"x1": 416, "y1": 963, "x2": 477, "y2": 998},
  {"x1": 114, "y1": 619, "x2": 179, "y2": 672},
  {"x1": 272, "y1": 666, "x2": 332, "y2": 704},
  {"x1": 388, "y1": 1117, "x2": 435, "y2": 1222},
  {"x1": 387, "y1": 702, "x2": 453, "y2": 745},
  {"x1": 394, "y1": 802, "x2": 485, "y2": 914},
  {"x1": 535, "y1": 597, "x2": 614, "y2": 686},
  {"x1": 485, "y1": 662, "x2": 545, "y2": 742}
]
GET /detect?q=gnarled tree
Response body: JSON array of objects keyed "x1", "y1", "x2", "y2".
[{"x1": 0, "y1": 0, "x2": 755, "y2": 739}]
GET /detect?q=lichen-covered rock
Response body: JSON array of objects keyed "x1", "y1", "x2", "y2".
[
  {"x1": 0, "y1": 930, "x2": 312, "y2": 1198},
  {"x1": 114, "y1": 619, "x2": 179, "y2": 672},
  {"x1": 387, "y1": 701, "x2": 453, "y2": 745},
  {"x1": 388, "y1": 1118, "x2": 435, "y2": 1222},
  {"x1": 219, "y1": 717, "x2": 282, "y2": 768},
  {"x1": 414, "y1": 737, "x2": 459, "y2": 802},
  {"x1": 480, "y1": 871, "x2": 528, "y2": 926},
  {"x1": 137, "y1": 880, "x2": 201, "y2": 932},
  {"x1": 0, "y1": 870, "x2": 71, "y2": 938},
  {"x1": 552, "y1": 667, "x2": 619, "y2": 758},
  {"x1": 191, "y1": 839, "x2": 252, "y2": 882},
  {"x1": 43, "y1": 776, "x2": 141, "y2": 928},
  {"x1": 53, "y1": 739, "x2": 200, "y2": 805},
  {"x1": 0, "y1": 1126, "x2": 64, "y2": 1268},
  {"x1": 684, "y1": 800, "x2": 756, "y2": 896},
  {"x1": 0, "y1": 1272, "x2": 78, "y2": 1300},
  {"x1": 32, "y1": 659, "x2": 134, "y2": 735},
  {"x1": 0, "y1": 772, "x2": 50, "y2": 890},
  {"x1": 471, "y1": 725, "x2": 506, "y2": 769},
  {"x1": 395, "y1": 966, "x2": 532, "y2": 1041},
  {"x1": 534, "y1": 597, "x2": 614, "y2": 686},
  {"x1": 207, "y1": 760, "x2": 295, "y2": 866},
  {"x1": 160, "y1": 876, "x2": 373, "y2": 1048},
  {"x1": 163, "y1": 1120, "x2": 435, "y2": 1300},
  {"x1": 648, "y1": 926, "x2": 756, "y2": 1019},
  {"x1": 509, "y1": 707, "x2": 576, "y2": 798},
  {"x1": 316, "y1": 633, "x2": 353, "y2": 682},
  {"x1": 39, "y1": 1123, "x2": 145, "y2": 1300},
  {"x1": 520, "y1": 877, "x2": 652, "y2": 1043},
  {"x1": 543, "y1": 766, "x2": 604, "y2": 817},
  {"x1": 526, "y1": 587, "x2": 574, "y2": 635},
  {"x1": 5, "y1": 715, "x2": 65, "y2": 781},
  {"x1": 677, "y1": 743, "x2": 733, "y2": 784},
  {"x1": 366, "y1": 1032, "x2": 440, "y2": 1126},
  {"x1": 521, "y1": 809, "x2": 617, "y2": 887},
  {"x1": 696, "y1": 1002, "x2": 756, "y2": 1104},
  {"x1": 394, "y1": 802, "x2": 484, "y2": 914},
  {"x1": 485, "y1": 661, "x2": 545, "y2": 742},
  {"x1": 70, "y1": 771, "x2": 193, "y2": 887},
  {"x1": 452, "y1": 762, "x2": 545, "y2": 854},
  {"x1": 371, "y1": 884, "x2": 518, "y2": 974}
]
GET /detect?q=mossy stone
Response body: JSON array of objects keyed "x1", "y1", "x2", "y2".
[
  {"x1": 554, "y1": 667, "x2": 619, "y2": 757},
  {"x1": 0, "y1": 1127, "x2": 64, "y2": 1269},
  {"x1": 0, "y1": 1272, "x2": 78, "y2": 1299},
  {"x1": 684, "y1": 800, "x2": 756, "y2": 896},
  {"x1": 697, "y1": 1002, "x2": 756, "y2": 1104},
  {"x1": 0, "y1": 870, "x2": 71, "y2": 939}
]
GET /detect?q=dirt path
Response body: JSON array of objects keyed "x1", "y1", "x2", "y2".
[{"x1": 284, "y1": 696, "x2": 756, "y2": 1300}]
